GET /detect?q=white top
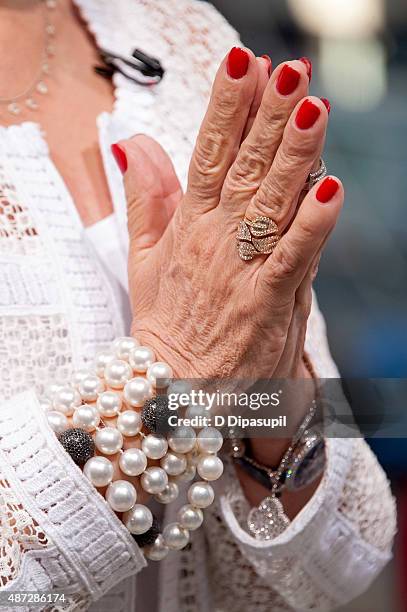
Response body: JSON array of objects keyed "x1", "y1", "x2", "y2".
[{"x1": 0, "y1": 1, "x2": 396, "y2": 611}]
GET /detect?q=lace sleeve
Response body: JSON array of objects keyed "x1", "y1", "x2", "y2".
[
  {"x1": 0, "y1": 391, "x2": 146, "y2": 611},
  {"x1": 212, "y1": 438, "x2": 395, "y2": 611}
]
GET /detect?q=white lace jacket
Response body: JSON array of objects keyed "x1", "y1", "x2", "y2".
[{"x1": 0, "y1": 1, "x2": 396, "y2": 611}]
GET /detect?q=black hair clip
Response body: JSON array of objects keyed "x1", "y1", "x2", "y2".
[{"x1": 94, "y1": 48, "x2": 164, "y2": 85}]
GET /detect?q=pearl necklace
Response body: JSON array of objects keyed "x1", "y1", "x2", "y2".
[
  {"x1": 0, "y1": 0, "x2": 57, "y2": 116},
  {"x1": 40, "y1": 336, "x2": 224, "y2": 561}
]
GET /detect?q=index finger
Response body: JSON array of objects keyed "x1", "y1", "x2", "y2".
[{"x1": 186, "y1": 47, "x2": 258, "y2": 213}]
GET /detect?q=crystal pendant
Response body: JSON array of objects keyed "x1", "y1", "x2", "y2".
[
  {"x1": 8, "y1": 102, "x2": 21, "y2": 115},
  {"x1": 46, "y1": 44, "x2": 56, "y2": 56},
  {"x1": 42, "y1": 63, "x2": 50, "y2": 75},
  {"x1": 36, "y1": 81, "x2": 48, "y2": 95},
  {"x1": 247, "y1": 496, "x2": 290, "y2": 540},
  {"x1": 46, "y1": 24, "x2": 56, "y2": 36},
  {"x1": 26, "y1": 98, "x2": 38, "y2": 110},
  {"x1": 46, "y1": 0, "x2": 57, "y2": 8}
]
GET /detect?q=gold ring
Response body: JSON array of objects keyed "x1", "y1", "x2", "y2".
[{"x1": 237, "y1": 215, "x2": 280, "y2": 261}]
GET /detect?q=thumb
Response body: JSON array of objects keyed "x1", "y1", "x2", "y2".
[{"x1": 111, "y1": 134, "x2": 182, "y2": 253}]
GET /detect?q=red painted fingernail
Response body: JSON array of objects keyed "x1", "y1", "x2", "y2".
[
  {"x1": 111, "y1": 143, "x2": 127, "y2": 174},
  {"x1": 261, "y1": 54, "x2": 272, "y2": 77},
  {"x1": 320, "y1": 97, "x2": 331, "y2": 114},
  {"x1": 295, "y1": 99, "x2": 321, "y2": 129},
  {"x1": 299, "y1": 57, "x2": 312, "y2": 82},
  {"x1": 316, "y1": 177, "x2": 339, "y2": 203},
  {"x1": 227, "y1": 47, "x2": 250, "y2": 79},
  {"x1": 276, "y1": 64, "x2": 301, "y2": 95}
]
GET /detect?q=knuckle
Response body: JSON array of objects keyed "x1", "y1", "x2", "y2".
[
  {"x1": 272, "y1": 243, "x2": 300, "y2": 280},
  {"x1": 226, "y1": 153, "x2": 263, "y2": 194},
  {"x1": 260, "y1": 99, "x2": 287, "y2": 132},
  {"x1": 276, "y1": 146, "x2": 304, "y2": 176},
  {"x1": 212, "y1": 86, "x2": 241, "y2": 122},
  {"x1": 242, "y1": 141, "x2": 269, "y2": 170},
  {"x1": 189, "y1": 137, "x2": 223, "y2": 198},
  {"x1": 255, "y1": 180, "x2": 286, "y2": 216},
  {"x1": 296, "y1": 218, "x2": 315, "y2": 243},
  {"x1": 192, "y1": 132, "x2": 223, "y2": 176},
  {"x1": 271, "y1": 147, "x2": 311, "y2": 192},
  {"x1": 284, "y1": 129, "x2": 319, "y2": 160}
]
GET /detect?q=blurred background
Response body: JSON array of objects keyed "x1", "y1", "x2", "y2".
[{"x1": 208, "y1": 0, "x2": 407, "y2": 610}]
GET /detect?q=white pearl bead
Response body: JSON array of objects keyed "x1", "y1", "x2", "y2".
[
  {"x1": 129, "y1": 346, "x2": 155, "y2": 373},
  {"x1": 94, "y1": 350, "x2": 115, "y2": 377},
  {"x1": 186, "y1": 447, "x2": 201, "y2": 466},
  {"x1": 197, "y1": 427, "x2": 223, "y2": 454},
  {"x1": 44, "y1": 382, "x2": 63, "y2": 400},
  {"x1": 52, "y1": 386, "x2": 81, "y2": 416},
  {"x1": 104, "y1": 359, "x2": 133, "y2": 389},
  {"x1": 162, "y1": 522, "x2": 189, "y2": 550},
  {"x1": 160, "y1": 451, "x2": 187, "y2": 476},
  {"x1": 117, "y1": 410, "x2": 142, "y2": 437},
  {"x1": 39, "y1": 397, "x2": 53, "y2": 412},
  {"x1": 173, "y1": 464, "x2": 196, "y2": 483},
  {"x1": 185, "y1": 403, "x2": 209, "y2": 421},
  {"x1": 167, "y1": 380, "x2": 192, "y2": 397},
  {"x1": 140, "y1": 467, "x2": 168, "y2": 494},
  {"x1": 154, "y1": 481, "x2": 179, "y2": 504},
  {"x1": 168, "y1": 426, "x2": 196, "y2": 453},
  {"x1": 197, "y1": 454, "x2": 224, "y2": 481},
  {"x1": 71, "y1": 368, "x2": 94, "y2": 387},
  {"x1": 188, "y1": 481, "x2": 214, "y2": 508},
  {"x1": 146, "y1": 362, "x2": 173, "y2": 388},
  {"x1": 119, "y1": 448, "x2": 147, "y2": 476},
  {"x1": 106, "y1": 480, "x2": 137, "y2": 512},
  {"x1": 95, "y1": 427, "x2": 123, "y2": 455},
  {"x1": 83, "y1": 456, "x2": 114, "y2": 487},
  {"x1": 142, "y1": 434, "x2": 168, "y2": 459},
  {"x1": 123, "y1": 377, "x2": 152, "y2": 407},
  {"x1": 97, "y1": 391, "x2": 122, "y2": 417},
  {"x1": 123, "y1": 503, "x2": 153, "y2": 534},
  {"x1": 46, "y1": 411, "x2": 69, "y2": 435},
  {"x1": 177, "y1": 504, "x2": 203, "y2": 531},
  {"x1": 78, "y1": 374, "x2": 105, "y2": 402},
  {"x1": 145, "y1": 534, "x2": 169, "y2": 561},
  {"x1": 113, "y1": 336, "x2": 139, "y2": 361},
  {"x1": 72, "y1": 403, "x2": 100, "y2": 432}
]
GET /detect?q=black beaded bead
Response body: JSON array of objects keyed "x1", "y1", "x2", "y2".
[
  {"x1": 132, "y1": 515, "x2": 161, "y2": 548},
  {"x1": 141, "y1": 395, "x2": 173, "y2": 434},
  {"x1": 58, "y1": 428, "x2": 95, "y2": 466}
]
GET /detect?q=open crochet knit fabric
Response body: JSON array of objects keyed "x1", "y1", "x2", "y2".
[{"x1": 0, "y1": 1, "x2": 396, "y2": 611}]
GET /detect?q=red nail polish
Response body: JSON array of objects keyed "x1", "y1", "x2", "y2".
[
  {"x1": 295, "y1": 99, "x2": 321, "y2": 129},
  {"x1": 299, "y1": 57, "x2": 312, "y2": 82},
  {"x1": 261, "y1": 54, "x2": 272, "y2": 77},
  {"x1": 316, "y1": 177, "x2": 339, "y2": 203},
  {"x1": 276, "y1": 64, "x2": 301, "y2": 96},
  {"x1": 320, "y1": 97, "x2": 331, "y2": 114},
  {"x1": 227, "y1": 47, "x2": 250, "y2": 79},
  {"x1": 111, "y1": 143, "x2": 127, "y2": 174}
]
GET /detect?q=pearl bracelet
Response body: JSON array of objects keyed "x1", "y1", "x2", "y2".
[{"x1": 41, "y1": 336, "x2": 224, "y2": 561}]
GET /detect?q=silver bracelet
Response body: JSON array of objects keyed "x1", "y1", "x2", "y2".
[{"x1": 231, "y1": 400, "x2": 325, "y2": 540}]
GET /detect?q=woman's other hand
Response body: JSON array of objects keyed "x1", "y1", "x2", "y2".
[{"x1": 112, "y1": 49, "x2": 343, "y2": 383}]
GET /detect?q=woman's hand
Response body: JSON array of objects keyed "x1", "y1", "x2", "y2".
[{"x1": 113, "y1": 49, "x2": 343, "y2": 384}]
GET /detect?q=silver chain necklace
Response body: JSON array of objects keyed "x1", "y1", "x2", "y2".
[{"x1": 0, "y1": 0, "x2": 57, "y2": 115}]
